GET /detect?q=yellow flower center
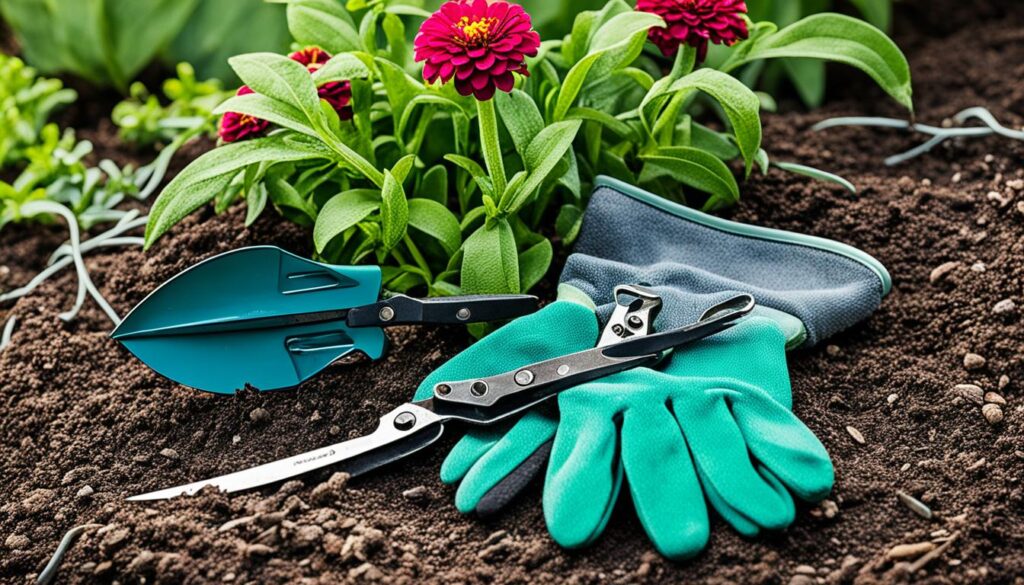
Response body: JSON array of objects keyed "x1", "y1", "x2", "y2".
[{"x1": 455, "y1": 16, "x2": 499, "y2": 46}]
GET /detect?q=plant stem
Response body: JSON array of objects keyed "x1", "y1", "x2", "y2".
[
  {"x1": 672, "y1": 45, "x2": 698, "y2": 78},
  {"x1": 476, "y1": 98, "x2": 507, "y2": 198},
  {"x1": 403, "y1": 234, "x2": 433, "y2": 283}
]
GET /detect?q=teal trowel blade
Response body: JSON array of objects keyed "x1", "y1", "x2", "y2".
[{"x1": 112, "y1": 246, "x2": 387, "y2": 394}]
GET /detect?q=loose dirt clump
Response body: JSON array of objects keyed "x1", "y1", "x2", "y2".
[{"x1": 2, "y1": 1, "x2": 1023, "y2": 583}]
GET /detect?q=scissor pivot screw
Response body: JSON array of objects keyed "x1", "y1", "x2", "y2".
[
  {"x1": 456, "y1": 308, "x2": 472, "y2": 321},
  {"x1": 435, "y1": 384, "x2": 452, "y2": 396},
  {"x1": 471, "y1": 381, "x2": 488, "y2": 396},
  {"x1": 394, "y1": 412, "x2": 416, "y2": 431},
  {"x1": 627, "y1": 316, "x2": 643, "y2": 329},
  {"x1": 557, "y1": 365, "x2": 570, "y2": 376},
  {"x1": 611, "y1": 324, "x2": 625, "y2": 336},
  {"x1": 514, "y1": 369, "x2": 535, "y2": 386},
  {"x1": 379, "y1": 306, "x2": 396, "y2": 322}
]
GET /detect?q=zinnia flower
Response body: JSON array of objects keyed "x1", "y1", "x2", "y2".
[
  {"x1": 219, "y1": 86, "x2": 271, "y2": 143},
  {"x1": 637, "y1": 0, "x2": 749, "y2": 62},
  {"x1": 219, "y1": 46, "x2": 354, "y2": 142},
  {"x1": 414, "y1": 0, "x2": 541, "y2": 101},
  {"x1": 289, "y1": 47, "x2": 354, "y2": 120}
]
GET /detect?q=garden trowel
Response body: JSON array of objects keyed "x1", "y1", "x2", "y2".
[{"x1": 112, "y1": 246, "x2": 539, "y2": 394}]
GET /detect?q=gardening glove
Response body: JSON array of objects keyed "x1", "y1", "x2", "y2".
[
  {"x1": 416, "y1": 176, "x2": 890, "y2": 557},
  {"x1": 412, "y1": 295, "x2": 600, "y2": 512}
]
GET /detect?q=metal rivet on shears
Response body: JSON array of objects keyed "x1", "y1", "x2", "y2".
[
  {"x1": 627, "y1": 316, "x2": 644, "y2": 329},
  {"x1": 435, "y1": 384, "x2": 452, "y2": 396},
  {"x1": 379, "y1": 306, "x2": 395, "y2": 322},
  {"x1": 456, "y1": 307, "x2": 472, "y2": 321},
  {"x1": 471, "y1": 381, "x2": 488, "y2": 396},
  {"x1": 556, "y1": 365, "x2": 570, "y2": 376},
  {"x1": 514, "y1": 369, "x2": 535, "y2": 386},
  {"x1": 393, "y1": 412, "x2": 416, "y2": 431}
]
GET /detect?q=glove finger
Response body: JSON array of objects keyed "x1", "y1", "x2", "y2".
[
  {"x1": 673, "y1": 387, "x2": 795, "y2": 531},
  {"x1": 621, "y1": 403, "x2": 708, "y2": 560},
  {"x1": 697, "y1": 462, "x2": 794, "y2": 538},
  {"x1": 731, "y1": 387, "x2": 834, "y2": 502},
  {"x1": 454, "y1": 409, "x2": 557, "y2": 514},
  {"x1": 440, "y1": 423, "x2": 510, "y2": 485},
  {"x1": 544, "y1": 399, "x2": 621, "y2": 549}
]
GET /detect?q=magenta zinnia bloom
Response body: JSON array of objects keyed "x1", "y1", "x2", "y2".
[
  {"x1": 219, "y1": 86, "x2": 271, "y2": 143},
  {"x1": 637, "y1": 0, "x2": 749, "y2": 61},
  {"x1": 289, "y1": 47, "x2": 354, "y2": 120},
  {"x1": 414, "y1": 0, "x2": 541, "y2": 101}
]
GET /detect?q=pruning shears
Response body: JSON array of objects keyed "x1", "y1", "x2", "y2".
[
  {"x1": 112, "y1": 246, "x2": 540, "y2": 393},
  {"x1": 128, "y1": 286, "x2": 755, "y2": 501}
]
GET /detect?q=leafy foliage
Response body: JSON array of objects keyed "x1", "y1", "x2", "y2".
[
  {"x1": 147, "y1": 0, "x2": 912, "y2": 298},
  {"x1": 0, "y1": 0, "x2": 290, "y2": 91},
  {"x1": 0, "y1": 54, "x2": 76, "y2": 169},
  {"x1": 722, "y1": 0, "x2": 896, "y2": 108},
  {"x1": 113, "y1": 63, "x2": 232, "y2": 146}
]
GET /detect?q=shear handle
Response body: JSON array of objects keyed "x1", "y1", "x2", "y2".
[{"x1": 346, "y1": 294, "x2": 540, "y2": 328}]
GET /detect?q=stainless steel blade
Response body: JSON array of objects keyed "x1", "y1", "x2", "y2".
[{"x1": 128, "y1": 403, "x2": 441, "y2": 501}]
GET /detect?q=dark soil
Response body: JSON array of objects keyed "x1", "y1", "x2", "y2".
[{"x1": 2, "y1": 1, "x2": 1024, "y2": 583}]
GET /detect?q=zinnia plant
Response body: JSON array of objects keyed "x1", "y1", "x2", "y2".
[{"x1": 145, "y1": 0, "x2": 913, "y2": 300}]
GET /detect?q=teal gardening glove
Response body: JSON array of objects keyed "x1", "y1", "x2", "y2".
[{"x1": 415, "y1": 177, "x2": 890, "y2": 558}]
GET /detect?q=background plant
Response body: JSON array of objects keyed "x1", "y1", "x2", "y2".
[
  {"x1": 145, "y1": 0, "x2": 912, "y2": 300},
  {"x1": 0, "y1": 54, "x2": 76, "y2": 169},
  {"x1": 0, "y1": 0, "x2": 291, "y2": 90},
  {"x1": 718, "y1": 0, "x2": 894, "y2": 108}
]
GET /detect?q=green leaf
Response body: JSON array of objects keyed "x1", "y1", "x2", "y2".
[
  {"x1": 555, "y1": 204, "x2": 583, "y2": 244},
  {"x1": 849, "y1": 0, "x2": 891, "y2": 31},
  {"x1": 380, "y1": 169, "x2": 408, "y2": 252},
  {"x1": 229, "y1": 53, "x2": 322, "y2": 126},
  {"x1": 284, "y1": 0, "x2": 362, "y2": 54},
  {"x1": 462, "y1": 219, "x2": 519, "y2": 294},
  {"x1": 665, "y1": 69, "x2": 761, "y2": 173},
  {"x1": 313, "y1": 189, "x2": 380, "y2": 252},
  {"x1": 502, "y1": 120, "x2": 582, "y2": 213},
  {"x1": 391, "y1": 154, "x2": 417, "y2": 184},
  {"x1": 212, "y1": 92, "x2": 318, "y2": 138},
  {"x1": 145, "y1": 134, "x2": 331, "y2": 247},
  {"x1": 408, "y1": 198, "x2": 461, "y2": 257},
  {"x1": 244, "y1": 183, "x2": 268, "y2": 227},
  {"x1": 495, "y1": 89, "x2": 545, "y2": 156},
  {"x1": 311, "y1": 53, "x2": 372, "y2": 85},
  {"x1": 419, "y1": 165, "x2": 448, "y2": 205},
  {"x1": 774, "y1": 161, "x2": 857, "y2": 194},
  {"x1": 376, "y1": 58, "x2": 425, "y2": 136},
  {"x1": 266, "y1": 176, "x2": 317, "y2": 221},
  {"x1": 640, "y1": 146, "x2": 740, "y2": 210},
  {"x1": 518, "y1": 238, "x2": 552, "y2": 293},
  {"x1": 782, "y1": 58, "x2": 826, "y2": 109},
  {"x1": 729, "y1": 13, "x2": 912, "y2": 111}
]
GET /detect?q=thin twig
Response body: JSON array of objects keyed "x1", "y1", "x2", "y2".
[
  {"x1": 0, "y1": 315, "x2": 16, "y2": 351},
  {"x1": 35, "y1": 523, "x2": 103, "y2": 585},
  {"x1": 812, "y1": 106, "x2": 1024, "y2": 166}
]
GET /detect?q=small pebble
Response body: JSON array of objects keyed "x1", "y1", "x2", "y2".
[
  {"x1": 846, "y1": 426, "x2": 866, "y2": 445},
  {"x1": 826, "y1": 345, "x2": 841, "y2": 357},
  {"x1": 952, "y1": 172, "x2": 962, "y2": 183},
  {"x1": 222, "y1": 572, "x2": 236, "y2": 582},
  {"x1": 887, "y1": 394, "x2": 899, "y2": 405},
  {"x1": 1007, "y1": 178, "x2": 1024, "y2": 191},
  {"x1": 232, "y1": 435, "x2": 241, "y2": 444},
  {"x1": 5, "y1": 534, "x2": 30, "y2": 549},
  {"x1": 401, "y1": 486, "x2": 429, "y2": 503},
  {"x1": 963, "y1": 353, "x2": 986, "y2": 370},
  {"x1": 992, "y1": 299, "x2": 1016, "y2": 314},
  {"x1": 897, "y1": 490, "x2": 933, "y2": 520},
  {"x1": 982, "y1": 403, "x2": 1004, "y2": 425},
  {"x1": 966, "y1": 458, "x2": 986, "y2": 471},
  {"x1": 250, "y1": 408, "x2": 270, "y2": 423},
  {"x1": 77, "y1": 485, "x2": 94, "y2": 498},
  {"x1": 794, "y1": 564, "x2": 817, "y2": 575},
  {"x1": 887, "y1": 542, "x2": 936, "y2": 559},
  {"x1": 998, "y1": 375, "x2": 1010, "y2": 390},
  {"x1": 970, "y1": 262, "x2": 986, "y2": 273},
  {"x1": 953, "y1": 384, "x2": 984, "y2": 405},
  {"x1": 928, "y1": 261, "x2": 960, "y2": 284},
  {"x1": 159, "y1": 448, "x2": 179, "y2": 460},
  {"x1": 984, "y1": 392, "x2": 1006, "y2": 405},
  {"x1": 900, "y1": 463, "x2": 911, "y2": 472}
]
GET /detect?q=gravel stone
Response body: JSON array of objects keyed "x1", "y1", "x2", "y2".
[
  {"x1": 249, "y1": 408, "x2": 270, "y2": 423},
  {"x1": 928, "y1": 261, "x2": 960, "y2": 283},
  {"x1": 963, "y1": 353, "x2": 986, "y2": 370},
  {"x1": 984, "y1": 392, "x2": 1006, "y2": 405},
  {"x1": 982, "y1": 403, "x2": 1004, "y2": 425},
  {"x1": 953, "y1": 384, "x2": 984, "y2": 405},
  {"x1": 993, "y1": 299, "x2": 1017, "y2": 314}
]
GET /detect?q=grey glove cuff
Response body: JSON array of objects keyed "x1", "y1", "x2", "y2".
[{"x1": 560, "y1": 177, "x2": 890, "y2": 348}]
